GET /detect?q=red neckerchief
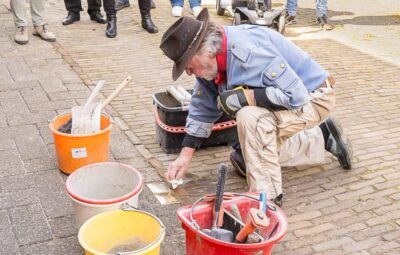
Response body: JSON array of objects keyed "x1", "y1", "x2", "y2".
[{"x1": 214, "y1": 29, "x2": 227, "y2": 86}]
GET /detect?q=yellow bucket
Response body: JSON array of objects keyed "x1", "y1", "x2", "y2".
[{"x1": 79, "y1": 209, "x2": 165, "y2": 255}]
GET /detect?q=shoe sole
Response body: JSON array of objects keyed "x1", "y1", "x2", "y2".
[
  {"x1": 32, "y1": 33, "x2": 56, "y2": 42},
  {"x1": 62, "y1": 18, "x2": 80, "y2": 26},
  {"x1": 326, "y1": 117, "x2": 353, "y2": 169},
  {"x1": 15, "y1": 40, "x2": 29, "y2": 45},
  {"x1": 230, "y1": 156, "x2": 246, "y2": 178}
]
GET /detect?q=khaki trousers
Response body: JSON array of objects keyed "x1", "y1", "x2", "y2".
[
  {"x1": 11, "y1": 0, "x2": 46, "y2": 27},
  {"x1": 236, "y1": 87, "x2": 335, "y2": 199}
]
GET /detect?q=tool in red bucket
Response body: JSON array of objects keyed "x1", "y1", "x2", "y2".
[
  {"x1": 201, "y1": 164, "x2": 234, "y2": 242},
  {"x1": 177, "y1": 192, "x2": 288, "y2": 255},
  {"x1": 235, "y1": 207, "x2": 270, "y2": 243}
]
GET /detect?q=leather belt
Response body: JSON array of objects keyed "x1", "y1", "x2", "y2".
[{"x1": 319, "y1": 76, "x2": 335, "y2": 89}]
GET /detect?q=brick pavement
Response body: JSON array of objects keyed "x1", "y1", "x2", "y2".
[{"x1": 0, "y1": 0, "x2": 399, "y2": 254}]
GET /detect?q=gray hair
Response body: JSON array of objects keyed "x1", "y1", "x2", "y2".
[{"x1": 197, "y1": 22, "x2": 223, "y2": 57}]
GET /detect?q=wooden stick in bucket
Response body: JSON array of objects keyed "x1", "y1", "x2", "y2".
[{"x1": 71, "y1": 76, "x2": 133, "y2": 135}]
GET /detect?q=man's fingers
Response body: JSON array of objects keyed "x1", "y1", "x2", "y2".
[{"x1": 167, "y1": 165, "x2": 177, "y2": 181}]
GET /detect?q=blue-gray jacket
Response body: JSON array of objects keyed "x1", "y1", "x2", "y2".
[{"x1": 186, "y1": 25, "x2": 329, "y2": 138}]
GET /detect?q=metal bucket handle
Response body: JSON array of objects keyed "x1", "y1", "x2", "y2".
[
  {"x1": 189, "y1": 193, "x2": 277, "y2": 230},
  {"x1": 117, "y1": 203, "x2": 166, "y2": 255}
]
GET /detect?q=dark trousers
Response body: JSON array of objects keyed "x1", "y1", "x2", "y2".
[
  {"x1": 138, "y1": 0, "x2": 151, "y2": 12},
  {"x1": 65, "y1": 0, "x2": 116, "y2": 15}
]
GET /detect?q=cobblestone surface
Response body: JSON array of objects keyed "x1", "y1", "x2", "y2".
[{"x1": 0, "y1": 0, "x2": 399, "y2": 254}]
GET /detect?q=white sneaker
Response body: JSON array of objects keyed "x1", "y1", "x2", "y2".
[
  {"x1": 192, "y1": 6, "x2": 202, "y2": 18},
  {"x1": 171, "y1": 6, "x2": 183, "y2": 17}
]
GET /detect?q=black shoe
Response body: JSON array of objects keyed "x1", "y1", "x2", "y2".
[
  {"x1": 115, "y1": 0, "x2": 130, "y2": 11},
  {"x1": 62, "y1": 11, "x2": 80, "y2": 25},
  {"x1": 151, "y1": 0, "x2": 156, "y2": 9},
  {"x1": 272, "y1": 193, "x2": 284, "y2": 207},
  {"x1": 105, "y1": 15, "x2": 117, "y2": 38},
  {"x1": 323, "y1": 117, "x2": 353, "y2": 169},
  {"x1": 89, "y1": 10, "x2": 107, "y2": 24},
  {"x1": 230, "y1": 146, "x2": 246, "y2": 177},
  {"x1": 140, "y1": 10, "x2": 158, "y2": 33}
]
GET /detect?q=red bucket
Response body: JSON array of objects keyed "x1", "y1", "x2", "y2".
[{"x1": 177, "y1": 193, "x2": 288, "y2": 255}]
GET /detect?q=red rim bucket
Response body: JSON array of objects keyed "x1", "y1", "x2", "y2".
[
  {"x1": 177, "y1": 193, "x2": 288, "y2": 255},
  {"x1": 66, "y1": 162, "x2": 143, "y2": 227}
]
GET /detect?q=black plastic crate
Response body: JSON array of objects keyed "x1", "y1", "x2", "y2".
[{"x1": 153, "y1": 90, "x2": 238, "y2": 153}]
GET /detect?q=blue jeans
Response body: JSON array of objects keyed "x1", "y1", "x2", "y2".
[
  {"x1": 286, "y1": 0, "x2": 328, "y2": 17},
  {"x1": 170, "y1": 0, "x2": 200, "y2": 8}
]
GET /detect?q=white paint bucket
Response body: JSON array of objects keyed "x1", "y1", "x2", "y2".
[{"x1": 66, "y1": 162, "x2": 143, "y2": 227}]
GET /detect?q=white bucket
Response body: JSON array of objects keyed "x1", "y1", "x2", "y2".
[{"x1": 66, "y1": 162, "x2": 143, "y2": 227}]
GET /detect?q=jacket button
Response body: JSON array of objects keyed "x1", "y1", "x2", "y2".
[
  {"x1": 280, "y1": 64, "x2": 285, "y2": 68},
  {"x1": 271, "y1": 72, "x2": 277, "y2": 78},
  {"x1": 232, "y1": 44, "x2": 235, "y2": 49}
]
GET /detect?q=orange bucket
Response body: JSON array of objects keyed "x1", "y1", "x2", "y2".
[{"x1": 49, "y1": 113, "x2": 112, "y2": 174}]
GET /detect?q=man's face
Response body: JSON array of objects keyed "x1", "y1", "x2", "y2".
[{"x1": 185, "y1": 51, "x2": 218, "y2": 81}]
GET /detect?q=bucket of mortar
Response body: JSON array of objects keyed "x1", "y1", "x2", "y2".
[
  {"x1": 177, "y1": 193, "x2": 288, "y2": 255},
  {"x1": 49, "y1": 113, "x2": 112, "y2": 174},
  {"x1": 66, "y1": 162, "x2": 143, "y2": 227},
  {"x1": 79, "y1": 208, "x2": 165, "y2": 255}
]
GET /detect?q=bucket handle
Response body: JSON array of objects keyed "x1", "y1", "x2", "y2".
[
  {"x1": 117, "y1": 203, "x2": 166, "y2": 255},
  {"x1": 189, "y1": 193, "x2": 276, "y2": 230}
]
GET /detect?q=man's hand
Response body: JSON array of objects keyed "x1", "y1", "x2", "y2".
[
  {"x1": 217, "y1": 87, "x2": 255, "y2": 117},
  {"x1": 167, "y1": 147, "x2": 195, "y2": 181}
]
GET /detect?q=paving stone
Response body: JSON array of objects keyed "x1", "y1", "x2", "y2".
[
  {"x1": 109, "y1": 133, "x2": 139, "y2": 159},
  {"x1": 0, "y1": 124, "x2": 39, "y2": 139},
  {"x1": 0, "y1": 174, "x2": 37, "y2": 193},
  {"x1": 23, "y1": 157, "x2": 57, "y2": 173},
  {"x1": 352, "y1": 223, "x2": 395, "y2": 242},
  {"x1": 4, "y1": 58, "x2": 34, "y2": 82},
  {"x1": 334, "y1": 186, "x2": 375, "y2": 201},
  {"x1": 9, "y1": 203, "x2": 53, "y2": 246},
  {"x1": 294, "y1": 223, "x2": 336, "y2": 237},
  {"x1": 28, "y1": 99, "x2": 77, "y2": 112},
  {"x1": 0, "y1": 112, "x2": 7, "y2": 127},
  {"x1": 39, "y1": 78, "x2": 67, "y2": 93},
  {"x1": 359, "y1": 195, "x2": 395, "y2": 212},
  {"x1": 0, "y1": 80, "x2": 41, "y2": 92},
  {"x1": 1, "y1": 96, "x2": 30, "y2": 116},
  {"x1": 312, "y1": 237, "x2": 354, "y2": 252},
  {"x1": 48, "y1": 215, "x2": 78, "y2": 238},
  {"x1": 0, "y1": 148, "x2": 24, "y2": 177},
  {"x1": 0, "y1": 210, "x2": 19, "y2": 255},
  {"x1": 33, "y1": 170, "x2": 74, "y2": 218},
  {"x1": 0, "y1": 138, "x2": 16, "y2": 151},
  {"x1": 7, "y1": 111, "x2": 56, "y2": 126},
  {"x1": 19, "y1": 236, "x2": 82, "y2": 255},
  {"x1": 343, "y1": 236, "x2": 385, "y2": 253},
  {"x1": 0, "y1": 90, "x2": 20, "y2": 99},
  {"x1": 369, "y1": 241, "x2": 400, "y2": 254},
  {"x1": 20, "y1": 85, "x2": 49, "y2": 104},
  {"x1": 0, "y1": 189, "x2": 39, "y2": 210},
  {"x1": 14, "y1": 133, "x2": 49, "y2": 160}
]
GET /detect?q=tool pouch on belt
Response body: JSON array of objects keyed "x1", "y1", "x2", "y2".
[{"x1": 217, "y1": 86, "x2": 250, "y2": 118}]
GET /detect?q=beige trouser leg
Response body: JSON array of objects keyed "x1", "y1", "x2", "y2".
[
  {"x1": 11, "y1": 0, "x2": 46, "y2": 27},
  {"x1": 236, "y1": 87, "x2": 335, "y2": 199}
]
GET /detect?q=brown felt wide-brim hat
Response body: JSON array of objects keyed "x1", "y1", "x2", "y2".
[{"x1": 160, "y1": 8, "x2": 210, "y2": 81}]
